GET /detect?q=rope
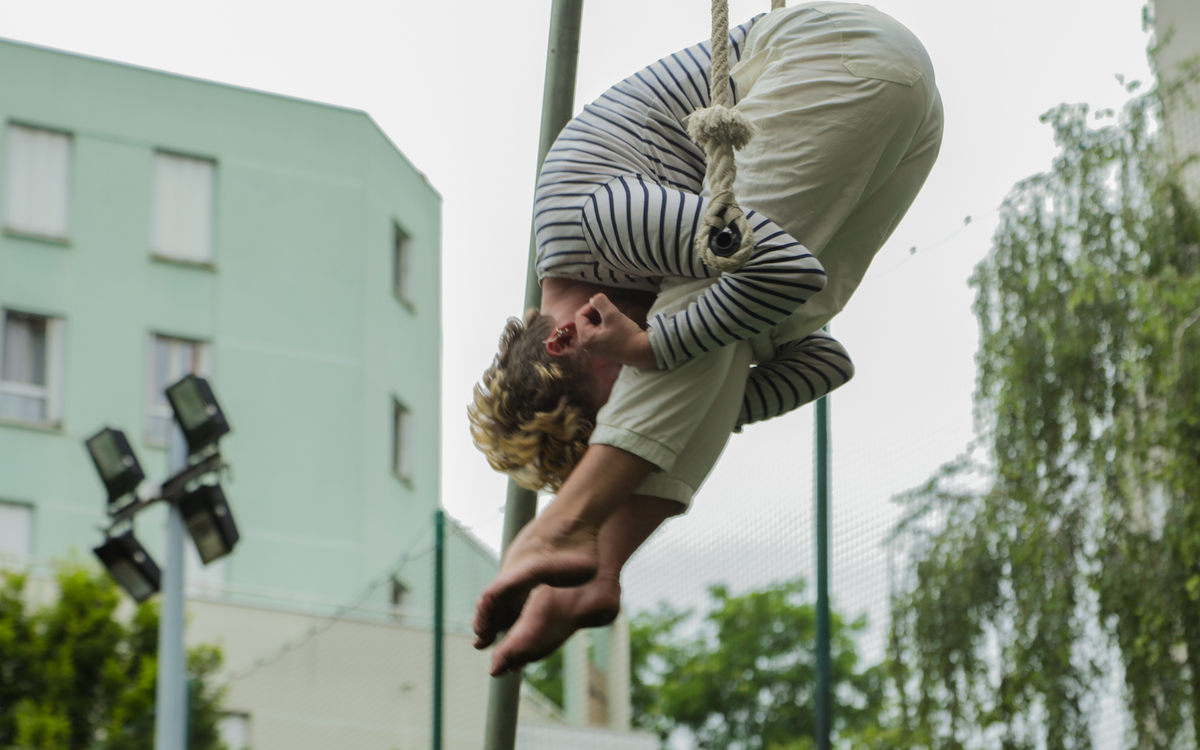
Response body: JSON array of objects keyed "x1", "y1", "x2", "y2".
[{"x1": 689, "y1": 0, "x2": 769, "y2": 272}]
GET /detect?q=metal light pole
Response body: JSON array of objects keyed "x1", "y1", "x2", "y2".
[
  {"x1": 483, "y1": 3, "x2": 584, "y2": 749},
  {"x1": 154, "y1": 426, "x2": 189, "y2": 750},
  {"x1": 91, "y1": 376, "x2": 236, "y2": 750}
]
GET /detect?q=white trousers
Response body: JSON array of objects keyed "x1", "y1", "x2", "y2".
[{"x1": 590, "y1": 1, "x2": 944, "y2": 506}]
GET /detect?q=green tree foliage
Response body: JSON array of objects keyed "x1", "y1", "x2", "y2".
[
  {"x1": 524, "y1": 648, "x2": 564, "y2": 710},
  {"x1": 628, "y1": 601, "x2": 690, "y2": 739},
  {"x1": 0, "y1": 565, "x2": 229, "y2": 750},
  {"x1": 888, "y1": 55, "x2": 1200, "y2": 749},
  {"x1": 632, "y1": 580, "x2": 889, "y2": 750},
  {"x1": 523, "y1": 602, "x2": 689, "y2": 721}
]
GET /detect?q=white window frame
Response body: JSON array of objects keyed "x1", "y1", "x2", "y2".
[
  {"x1": 151, "y1": 151, "x2": 216, "y2": 264},
  {"x1": 392, "y1": 399, "x2": 412, "y2": 480},
  {"x1": 0, "y1": 501, "x2": 34, "y2": 564},
  {"x1": 146, "y1": 333, "x2": 211, "y2": 446},
  {"x1": 217, "y1": 713, "x2": 251, "y2": 750},
  {"x1": 0, "y1": 309, "x2": 65, "y2": 427},
  {"x1": 393, "y1": 222, "x2": 413, "y2": 305},
  {"x1": 2, "y1": 123, "x2": 72, "y2": 240}
]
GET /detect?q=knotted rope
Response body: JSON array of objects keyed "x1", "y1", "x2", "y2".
[{"x1": 689, "y1": 0, "x2": 758, "y2": 272}]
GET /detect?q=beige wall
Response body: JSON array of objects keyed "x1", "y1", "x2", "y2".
[
  {"x1": 186, "y1": 595, "x2": 652, "y2": 750},
  {"x1": 187, "y1": 596, "x2": 547, "y2": 750},
  {"x1": 11, "y1": 565, "x2": 650, "y2": 750}
]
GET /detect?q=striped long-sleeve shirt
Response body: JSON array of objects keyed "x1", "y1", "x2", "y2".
[
  {"x1": 535, "y1": 17, "x2": 851, "y2": 425},
  {"x1": 736, "y1": 330, "x2": 854, "y2": 431},
  {"x1": 534, "y1": 16, "x2": 832, "y2": 370}
]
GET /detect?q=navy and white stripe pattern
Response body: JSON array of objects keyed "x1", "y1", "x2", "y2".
[
  {"x1": 736, "y1": 331, "x2": 855, "y2": 431},
  {"x1": 584, "y1": 189, "x2": 827, "y2": 369},
  {"x1": 535, "y1": 16, "x2": 830, "y2": 370}
]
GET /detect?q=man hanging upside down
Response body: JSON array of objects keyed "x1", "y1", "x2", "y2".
[{"x1": 468, "y1": 1, "x2": 943, "y2": 677}]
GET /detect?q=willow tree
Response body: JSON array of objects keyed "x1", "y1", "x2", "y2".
[{"x1": 887, "y1": 55, "x2": 1200, "y2": 750}]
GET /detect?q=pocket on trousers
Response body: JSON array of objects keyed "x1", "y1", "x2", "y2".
[
  {"x1": 731, "y1": 46, "x2": 781, "y2": 102},
  {"x1": 834, "y1": 16, "x2": 924, "y2": 86}
]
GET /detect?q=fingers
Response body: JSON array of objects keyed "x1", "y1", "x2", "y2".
[
  {"x1": 490, "y1": 653, "x2": 512, "y2": 678},
  {"x1": 576, "y1": 294, "x2": 627, "y2": 340},
  {"x1": 574, "y1": 295, "x2": 609, "y2": 330},
  {"x1": 473, "y1": 596, "x2": 496, "y2": 649},
  {"x1": 576, "y1": 294, "x2": 618, "y2": 326},
  {"x1": 575, "y1": 303, "x2": 598, "y2": 333},
  {"x1": 590, "y1": 293, "x2": 617, "y2": 317},
  {"x1": 574, "y1": 303, "x2": 604, "y2": 347},
  {"x1": 572, "y1": 293, "x2": 654, "y2": 366}
]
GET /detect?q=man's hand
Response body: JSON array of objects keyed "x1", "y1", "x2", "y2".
[{"x1": 575, "y1": 294, "x2": 659, "y2": 369}]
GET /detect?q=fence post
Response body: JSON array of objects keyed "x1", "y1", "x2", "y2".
[
  {"x1": 814, "y1": 338, "x2": 832, "y2": 750},
  {"x1": 433, "y1": 510, "x2": 445, "y2": 750}
]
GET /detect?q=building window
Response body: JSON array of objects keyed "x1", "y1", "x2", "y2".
[
  {"x1": 392, "y1": 400, "x2": 411, "y2": 479},
  {"x1": 185, "y1": 537, "x2": 228, "y2": 594},
  {"x1": 0, "y1": 310, "x2": 65, "y2": 426},
  {"x1": 151, "y1": 152, "x2": 215, "y2": 264},
  {"x1": 390, "y1": 576, "x2": 409, "y2": 618},
  {"x1": 3, "y1": 124, "x2": 71, "y2": 239},
  {"x1": 217, "y1": 713, "x2": 250, "y2": 750},
  {"x1": 148, "y1": 334, "x2": 209, "y2": 446},
  {"x1": 0, "y1": 502, "x2": 33, "y2": 563},
  {"x1": 393, "y1": 223, "x2": 412, "y2": 304}
]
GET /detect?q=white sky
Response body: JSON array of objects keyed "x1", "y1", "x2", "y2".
[{"x1": 2, "y1": 0, "x2": 1154, "y2": 680}]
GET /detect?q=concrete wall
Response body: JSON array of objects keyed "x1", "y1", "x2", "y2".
[
  {"x1": 188, "y1": 597, "x2": 522, "y2": 750},
  {"x1": 185, "y1": 594, "x2": 652, "y2": 750}
]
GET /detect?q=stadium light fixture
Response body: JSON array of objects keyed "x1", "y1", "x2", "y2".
[
  {"x1": 93, "y1": 530, "x2": 161, "y2": 602},
  {"x1": 180, "y1": 483, "x2": 240, "y2": 565},
  {"x1": 165, "y1": 375, "x2": 230, "y2": 456},
  {"x1": 85, "y1": 427, "x2": 146, "y2": 510}
]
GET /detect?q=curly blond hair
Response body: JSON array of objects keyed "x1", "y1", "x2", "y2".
[{"x1": 468, "y1": 309, "x2": 597, "y2": 492}]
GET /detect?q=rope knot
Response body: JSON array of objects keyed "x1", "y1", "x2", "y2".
[
  {"x1": 689, "y1": 105, "x2": 757, "y2": 272},
  {"x1": 686, "y1": 106, "x2": 755, "y2": 151},
  {"x1": 691, "y1": 0, "x2": 761, "y2": 272}
]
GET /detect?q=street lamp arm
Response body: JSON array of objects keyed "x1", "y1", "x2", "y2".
[{"x1": 107, "y1": 452, "x2": 226, "y2": 525}]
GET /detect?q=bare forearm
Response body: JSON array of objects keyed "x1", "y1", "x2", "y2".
[{"x1": 552, "y1": 444, "x2": 656, "y2": 528}]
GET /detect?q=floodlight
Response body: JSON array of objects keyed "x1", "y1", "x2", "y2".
[
  {"x1": 85, "y1": 427, "x2": 146, "y2": 507},
  {"x1": 94, "y1": 531, "x2": 161, "y2": 602},
  {"x1": 180, "y1": 484, "x2": 240, "y2": 564},
  {"x1": 165, "y1": 375, "x2": 230, "y2": 455}
]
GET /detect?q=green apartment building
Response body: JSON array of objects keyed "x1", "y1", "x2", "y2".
[
  {"x1": 0, "y1": 36, "x2": 448, "y2": 606},
  {"x1": 0, "y1": 37, "x2": 652, "y2": 750}
]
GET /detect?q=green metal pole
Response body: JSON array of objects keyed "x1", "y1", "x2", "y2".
[
  {"x1": 483, "y1": 3, "x2": 584, "y2": 750},
  {"x1": 520, "y1": 0, "x2": 585, "y2": 313},
  {"x1": 482, "y1": 483, "x2": 540, "y2": 750},
  {"x1": 814, "y1": 343, "x2": 832, "y2": 750},
  {"x1": 433, "y1": 510, "x2": 445, "y2": 750}
]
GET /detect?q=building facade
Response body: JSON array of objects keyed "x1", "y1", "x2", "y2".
[
  {"x1": 1155, "y1": 0, "x2": 1200, "y2": 197},
  {"x1": 0, "y1": 37, "x2": 653, "y2": 750},
  {"x1": 0, "y1": 36, "x2": 443, "y2": 611}
]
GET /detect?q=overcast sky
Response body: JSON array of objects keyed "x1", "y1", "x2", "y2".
[{"x1": 3, "y1": 0, "x2": 1155, "y2": 684}]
